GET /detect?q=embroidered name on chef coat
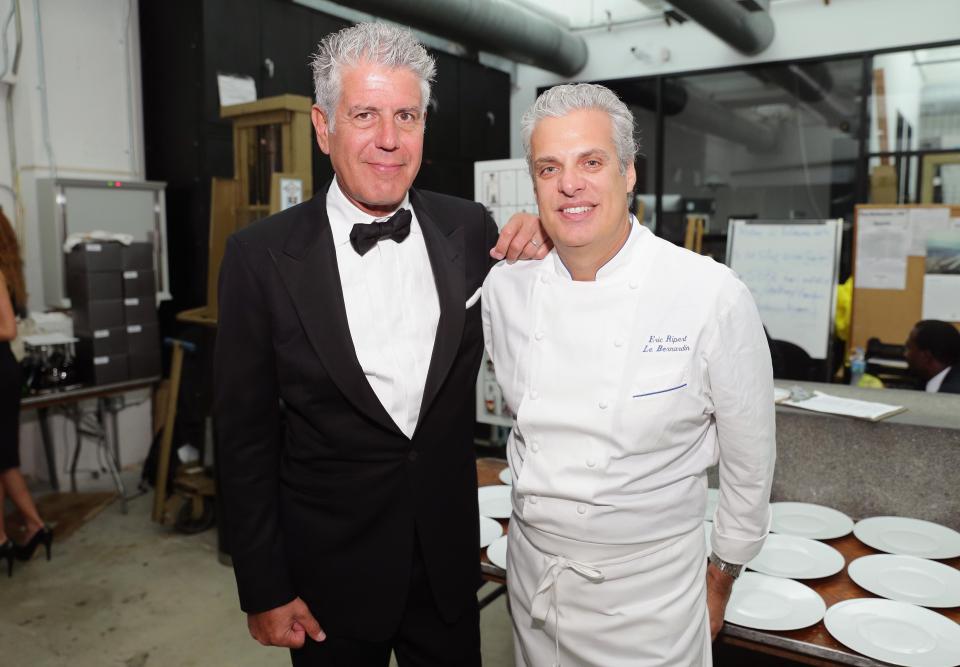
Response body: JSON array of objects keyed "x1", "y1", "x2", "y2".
[{"x1": 642, "y1": 334, "x2": 690, "y2": 353}]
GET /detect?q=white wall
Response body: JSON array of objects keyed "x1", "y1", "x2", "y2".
[
  {"x1": 0, "y1": 0, "x2": 151, "y2": 485},
  {"x1": 510, "y1": 0, "x2": 960, "y2": 156}
]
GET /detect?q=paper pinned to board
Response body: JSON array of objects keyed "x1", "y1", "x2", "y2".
[
  {"x1": 217, "y1": 73, "x2": 257, "y2": 107},
  {"x1": 782, "y1": 391, "x2": 906, "y2": 422},
  {"x1": 855, "y1": 208, "x2": 910, "y2": 290},
  {"x1": 908, "y1": 207, "x2": 951, "y2": 255},
  {"x1": 922, "y1": 230, "x2": 960, "y2": 321}
]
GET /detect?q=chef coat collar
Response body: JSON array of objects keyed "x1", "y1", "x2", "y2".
[{"x1": 551, "y1": 215, "x2": 644, "y2": 281}]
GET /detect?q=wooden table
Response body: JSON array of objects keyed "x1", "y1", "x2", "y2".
[{"x1": 475, "y1": 457, "x2": 960, "y2": 666}]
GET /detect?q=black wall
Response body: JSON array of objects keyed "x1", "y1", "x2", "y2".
[{"x1": 140, "y1": 0, "x2": 510, "y2": 319}]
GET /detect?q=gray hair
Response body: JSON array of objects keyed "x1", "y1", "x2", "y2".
[
  {"x1": 310, "y1": 22, "x2": 436, "y2": 132},
  {"x1": 521, "y1": 83, "x2": 638, "y2": 175}
]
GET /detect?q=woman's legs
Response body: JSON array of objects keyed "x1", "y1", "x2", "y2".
[{"x1": 0, "y1": 468, "x2": 44, "y2": 540}]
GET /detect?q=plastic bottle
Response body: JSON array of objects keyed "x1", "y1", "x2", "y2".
[{"x1": 850, "y1": 347, "x2": 866, "y2": 387}]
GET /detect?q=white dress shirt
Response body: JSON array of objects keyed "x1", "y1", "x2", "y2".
[
  {"x1": 482, "y1": 219, "x2": 776, "y2": 565},
  {"x1": 926, "y1": 366, "x2": 951, "y2": 393},
  {"x1": 326, "y1": 178, "x2": 439, "y2": 438}
]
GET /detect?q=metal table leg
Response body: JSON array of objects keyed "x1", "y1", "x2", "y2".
[{"x1": 36, "y1": 407, "x2": 60, "y2": 492}]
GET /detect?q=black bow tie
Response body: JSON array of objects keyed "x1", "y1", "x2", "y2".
[{"x1": 349, "y1": 208, "x2": 412, "y2": 256}]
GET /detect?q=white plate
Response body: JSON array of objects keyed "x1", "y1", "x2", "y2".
[
  {"x1": 747, "y1": 533, "x2": 845, "y2": 579},
  {"x1": 771, "y1": 502, "x2": 854, "y2": 540},
  {"x1": 479, "y1": 515, "x2": 504, "y2": 549},
  {"x1": 824, "y1": 598, "x2": 960, "y2": 667},
  {"x1": 478, "y1": 485, "x2": 512, "y2": 519},
  {"x1": 486, "y1": 534, "x2": 509, "y2": 570},
  {"x1": 774, "y1": 387, "x2": 791, "y2": 403},
  {"x1": 854, "y1": 516, "x2": 960, "y2": 560},
  {"x1": 704, "y1": 488, "x2": 719, "y2": 521},
  {"x1": 724, "y1": 572, "x2": 826, "y2": 631},
  {"x1": 848, "y1": 554, "x2": 960, "y2": 608},
  {"x1": 498, "y1": 467, "x2": 512, "y2": 485}
]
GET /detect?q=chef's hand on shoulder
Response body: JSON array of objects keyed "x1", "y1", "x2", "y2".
[
  {"x1": 490, "y1": 211, "x2": 552, "y2": 261},
  {"x1": 706, "y1": 561, "x2": 734, "y2": 641},
  {"x1": 247, "y1": 597, "x2": 325, "y2": 648}
]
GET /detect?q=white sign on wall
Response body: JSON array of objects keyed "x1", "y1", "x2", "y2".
[{"x1": 474, "y1": 158, "x2": 537, "y2": 230}]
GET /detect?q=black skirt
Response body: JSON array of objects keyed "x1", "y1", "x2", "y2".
[{"x1": 0, "y1": 341, "x2": 21, "y2": 471}]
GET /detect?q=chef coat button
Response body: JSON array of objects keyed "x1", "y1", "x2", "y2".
[
  {"x1": 629, "y1": 280, "x2": 639, "y2": 290},
  {"x1": 531, "y1": 441, "x2": 540, "y2": 453},
  {"x1": 599, "y1": 399, "x2": 608, "y2": 409},
  {"x1": 577, "y1": 504, "x2": 587, "y2": 515},
  {"x1": 529, "y1": 495, "x2": 538, "y2": 504},
  {"x1": 614, "y1": 338, "x2": 624, "y2": 347},
  {"x1": 535, "y1": 330, "x2": 544, "y2": 341},
  {"x1": 586, "y1": 457, "x2": 596, "y2": 468},
  {"x1": 530, "y1": 389, "x2": 539, "y2": 400},
  {"x1": 539, "y1": 275, "x2": 547, "y2": 284}
]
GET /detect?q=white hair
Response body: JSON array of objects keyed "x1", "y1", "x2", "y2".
[
  {"x1": 521, "y1": 83, "x2": 638, "y2": 175},
  {"x1": 310, "y1": 22, "x2": 436, "y2": 132}
]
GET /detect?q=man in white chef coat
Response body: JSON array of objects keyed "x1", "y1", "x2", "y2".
[{"x1": 481, "y1": 83, "x2": 776, "y2": 666}]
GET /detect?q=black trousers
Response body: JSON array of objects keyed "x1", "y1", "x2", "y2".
[{"x1": 290, "y1": 536, "x2": 482, "y2": 667}]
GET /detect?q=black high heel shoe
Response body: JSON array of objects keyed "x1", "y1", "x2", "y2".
[
  {"x1": 0, "y1": 539, "x2": 14, "y2": 577},
  {"x1": 15, "y1": 525, "x2": 53, "y2": 562}
]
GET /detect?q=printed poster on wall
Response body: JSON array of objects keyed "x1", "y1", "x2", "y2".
[{"x1": 922, "y1": 231, "x2": 960, "y2": 322}]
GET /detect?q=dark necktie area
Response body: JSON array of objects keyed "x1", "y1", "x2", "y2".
[{"x1": 349, "y1": 209, "x2": 413, "y2": 256}]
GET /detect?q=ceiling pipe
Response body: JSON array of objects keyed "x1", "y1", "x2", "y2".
[
  {"x1": 334, "y1": 0, "x2": 588, "y2": 77},
  {"x1": 667, "y1": 0, "x2": 775, "y2": 55},
  {"x1": 611, "y1": 78, "x2": 778, "y2": 153}
]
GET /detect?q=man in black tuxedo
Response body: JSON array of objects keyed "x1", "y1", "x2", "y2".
[
  {"x1": 904, "y1": 320, "x2": 960, "y2": 394},
  {"x1": 214, "y1": 22, "x2": 545, "y2": 666}
]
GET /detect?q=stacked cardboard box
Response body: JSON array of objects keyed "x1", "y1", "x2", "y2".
[
  {"x1": 68, "y1": 242, "x2": 161, "y2": 385},
  {"x1": 121, "y1": 243, "x2": 161, "y2": 380}
]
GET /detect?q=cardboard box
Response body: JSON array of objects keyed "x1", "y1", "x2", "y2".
[
  {"x1": 121, "y1": 242, "x2": 154, "y2": 271},
  {"x1": 73, "y1": 299, "x2": 124, "y2": 332},
  {"x1": 123, "y1": 294, "x2": 158, "y2": 325},
  {"x1": 77, "y1": 327, "x2": 128, "y2": 358},
  {"x1": 128, "y1": 349, "x2": 162, "y2": 380},
  {"x1": 66, "y1": 242, "x2": 123, "y2": 273},
  {"x1": 121, "y1": 269, "x2": 156, "y2": 298},
  {"x1": 79, "y1": 353, "x2": 129, "y2": 386},
  {"x1": 125, "y1": 322, "x2": 160, "y2": 356},
  {"x1": 67, "y1": 271, "x2": 122, "y2": 306}
]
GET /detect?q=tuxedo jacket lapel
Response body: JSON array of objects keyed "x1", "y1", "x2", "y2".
[
  {"x1": 413, "y1": 189, "x2": 466, "y2": 433},
  {"x1": 270, "y1": 192, "x2": 403, "y2": 437}
]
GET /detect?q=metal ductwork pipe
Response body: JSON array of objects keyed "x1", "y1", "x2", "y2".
[
  {"x1": 614, "y1": 79, "x2": 777, "y2": 153},
  {"x1": 336, "y1": 0, "x2": 588, "y2": 76},
  {"x1": 668, "y1": 0, "x2": 775, "y2": 56}
]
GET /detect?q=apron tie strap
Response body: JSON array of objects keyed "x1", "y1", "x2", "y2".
[{"x1": 530, "y1": 555, "x2": 605, "y2": 667}]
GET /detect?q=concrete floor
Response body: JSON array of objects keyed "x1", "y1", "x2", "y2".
[{"x1": 0, "y1": 472, "x2": 515, "y2": 667}]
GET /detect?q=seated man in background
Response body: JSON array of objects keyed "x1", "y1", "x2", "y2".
[{"x1": 904, "y1": 320, "x2": 960, "y2": 394}]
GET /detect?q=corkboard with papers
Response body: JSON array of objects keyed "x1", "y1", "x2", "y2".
[{"x1": 850, "y1": 204, "x2": 960, "y2": 353}]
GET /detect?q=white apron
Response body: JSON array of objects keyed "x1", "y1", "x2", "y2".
[{"x1": 508, "y1": 518, "x2": 711, "y2": 667}]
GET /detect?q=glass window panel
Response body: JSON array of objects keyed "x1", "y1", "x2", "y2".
[{"x1": 659, "y1": 58, "x2": 864, "y2": 253}]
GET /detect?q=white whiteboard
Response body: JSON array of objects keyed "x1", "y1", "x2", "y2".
[{"x1": 727, "y1": 219, "x2": 842, "y2": 360}]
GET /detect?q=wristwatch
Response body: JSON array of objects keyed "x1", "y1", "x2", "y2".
[{"x1": 708, "y1": 552, "x2": 743, "y2": 580}]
